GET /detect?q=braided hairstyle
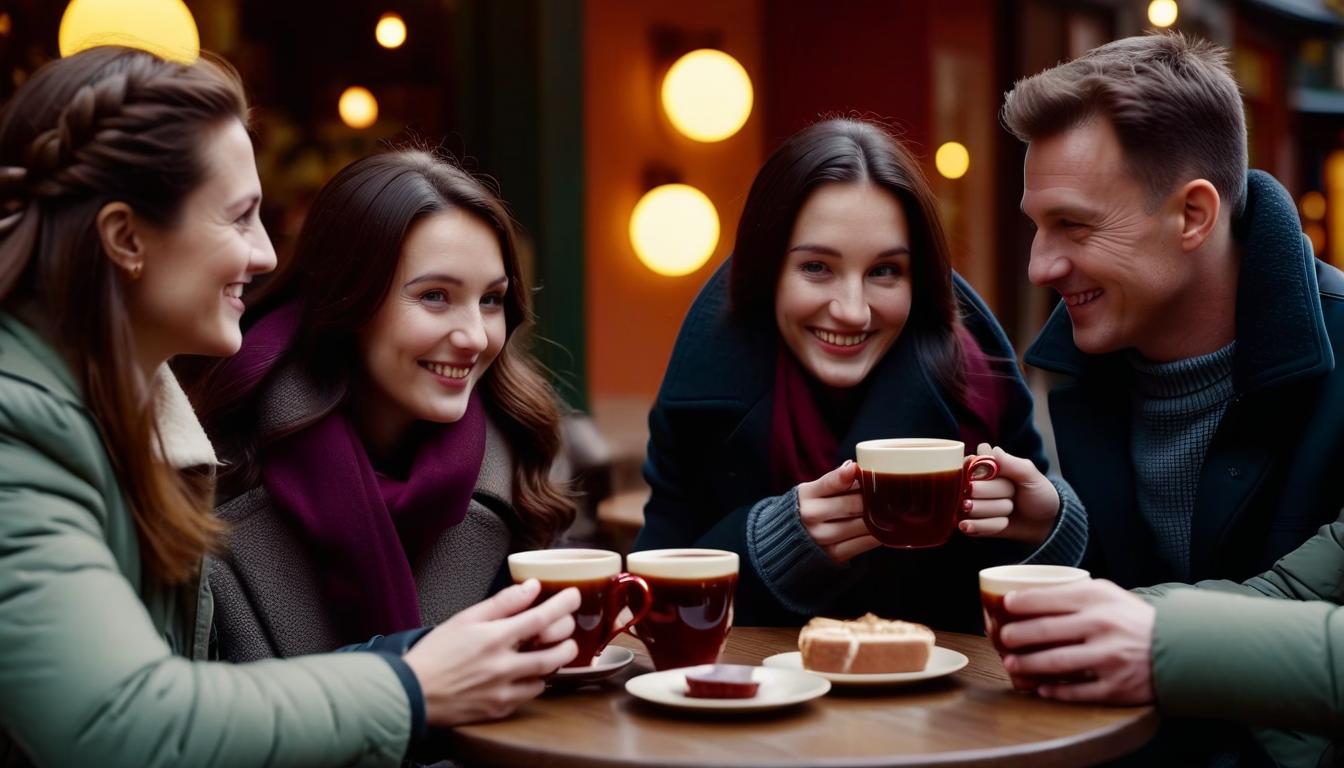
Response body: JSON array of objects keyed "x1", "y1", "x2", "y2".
[{"x1": 0, "y1": 47, "x2": 248, "y2": 585}]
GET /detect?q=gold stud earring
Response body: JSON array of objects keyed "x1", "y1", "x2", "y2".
[{"x1": 129, "y1": 263, "x2": 142, "y2": 280}]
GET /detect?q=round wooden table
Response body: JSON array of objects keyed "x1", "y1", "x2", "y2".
[{"x1": 444, "y1": 627, "x2": 1157, "y2": 767}]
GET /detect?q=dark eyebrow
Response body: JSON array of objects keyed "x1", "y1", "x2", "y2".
[
  {"x1": 788, "y1": 244, "x2": 910, "y2": 259},
  {"x1": 1020, "y1": 202, "x2": 1101, "y2": 221},
  {"x1": 404, "y1": 273, "x2": 509, "y2": 289}
]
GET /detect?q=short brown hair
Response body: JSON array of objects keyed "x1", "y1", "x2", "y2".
[{"x1": 1001, "y1": 32, "x2": 1247, "y2": 215}]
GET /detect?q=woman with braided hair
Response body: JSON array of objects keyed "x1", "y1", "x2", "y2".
[{"x1": 0, "y1": 46, "x2": 579, "y2": 767}]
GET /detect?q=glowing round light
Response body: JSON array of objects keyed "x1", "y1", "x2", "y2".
[
  {"x1": 1302, "y1": 191, "x2": 1327, "y2": 222},
  {"x1": 660, "y1": 49, "x2": 753, "y2": 143},
  {"x1": 338, "y1": 86, "x2": 379, "y2": 130},
  {"x1": 629, "y1": 184, "x2": 720, "y2": 276},
  {"x1": 375, "y1": 12, "x2": 406, "y2": 49},
  {"x1": 935, "y1": 141, "x2": 971, "y2": 180},
  {"x1": 59, "y1": 0, "x2": 199, "y2": 63},
  {"x1": 1148, "y1": 0, "x2": 1178, "y2": 28}
]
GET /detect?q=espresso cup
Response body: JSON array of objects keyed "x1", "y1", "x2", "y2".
[
  {"x1": 626, "y1": 549, "x2": 739, "y2": 671},
  {"x1": 507, "y1": 548, "x2": 652, "y2": 668},
  {"x1": 979, "y1": 564, "x2": 1091, "y2": 690},
  {"x1": 855, "y1": 438, "x2": 999, "y2": 548}
]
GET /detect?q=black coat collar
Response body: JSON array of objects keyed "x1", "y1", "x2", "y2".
[{"x1": 657, "y1": 261, "x2": 978, "y2": 461}]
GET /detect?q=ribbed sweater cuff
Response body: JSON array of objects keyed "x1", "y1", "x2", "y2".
[
  {"x1": 746, "y1": 486, "x2": 856, "y2": 615},
  {"x1": 1022, "y1": 476, "x2": 1089, "y2": 567},
  {"x1": 376, "y1": 652, "x2": 427, "y2": 751}
]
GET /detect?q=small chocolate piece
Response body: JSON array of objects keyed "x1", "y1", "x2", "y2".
[{"x1": 684, "y1": 664, "x2": 760, "y2": 699}]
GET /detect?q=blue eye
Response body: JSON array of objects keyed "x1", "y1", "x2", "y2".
[
  {"x1": 421, "y1": 290, "x2": 448, "y2": 304},
  {"x1": 800, "y1": 261, "x2": 827, "y2": 275},
  {"x1": 869, "y1": 263, "x2": 905, "y2": 278},
  {"x1": 481, "y1": 292, "x2": 505, "y2": 308}
]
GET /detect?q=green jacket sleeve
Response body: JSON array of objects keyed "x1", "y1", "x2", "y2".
[
  {"x1": 1147, "y1": 590, "x2": 1344, "y2": 735},
  {"x1": 1140, "y1": 512, "x2": 1344, "y2": 735},
  {"x1": 0, "y1": 390, "x2": 412, "y2": 766}
]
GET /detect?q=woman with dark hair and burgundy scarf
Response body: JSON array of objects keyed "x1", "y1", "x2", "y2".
[
  {"x1": 633, "y1": 118, "x2": 1088, "y2": 629},
  {"x1": 187, "y1": 150, "x2": 575, "y2": 672}
]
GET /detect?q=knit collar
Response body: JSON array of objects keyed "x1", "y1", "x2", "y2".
[{"x1": 1129, "y1": 342, "x2": 1236, "y2": 400}]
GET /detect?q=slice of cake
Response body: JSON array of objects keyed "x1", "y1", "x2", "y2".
[{"x1": 798, "y1": 613, "x2": 934, "y2": 674}]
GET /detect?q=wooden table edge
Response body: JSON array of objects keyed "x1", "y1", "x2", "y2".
[{"x1": 446, "y1": 703, "x2": 1159, "y2": 768}]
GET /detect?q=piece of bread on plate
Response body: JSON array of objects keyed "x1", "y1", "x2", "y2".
[{"x1": 798, "y1": 613, "x2": 934, "y2": 673}]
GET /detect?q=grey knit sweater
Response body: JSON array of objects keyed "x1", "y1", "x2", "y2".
[{"x1": 1129, "y1": 342, "x2": 1237, "y2": 582}]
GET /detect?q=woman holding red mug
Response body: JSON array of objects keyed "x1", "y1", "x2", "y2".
[
  {"x1": 189, "y1": 150, "x2": 575, "y2": 661},
  {"x1": 633, "y1": 118, "x2": 1088, "y2": 630}
]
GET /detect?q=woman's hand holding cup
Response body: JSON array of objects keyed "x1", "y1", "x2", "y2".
[
  {"x1": 797, "y1": 460, "x2": 882, "y2": 564},
  {"x1": 960, "y1": 443, "x2": 1061, "y2": 546},
  {"x1": 403, "y1": 579, "x2": 580, "y2": 727}
]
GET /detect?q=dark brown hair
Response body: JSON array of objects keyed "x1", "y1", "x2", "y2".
[
  {"x1": 0, "y1": 46, "x2": 248, "y2": 585},
  {"x1": 192, "y1": 150, "x2": 573, "y2": 549},
  {"x1": 1001, "y1": 31, "x2": 1247, "y2": 214},
  {"x1": 730, "y1": 117, "x2": 967, "y2": 404}
]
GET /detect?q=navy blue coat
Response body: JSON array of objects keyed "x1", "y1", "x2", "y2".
[
  {"x1": 1026, "y1": 170, "x2": 1344, "y2": 589},
  {"x1": 634, "y1": 263, "x2": 1086, "y2": 628}
]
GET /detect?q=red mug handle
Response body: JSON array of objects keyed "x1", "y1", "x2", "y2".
[
  {"x1": 963, "y1": 454, "x2": 999, "y2": 495},
  {"x1": 602, "y1": 573, "x2": 652, "y2": 648}
]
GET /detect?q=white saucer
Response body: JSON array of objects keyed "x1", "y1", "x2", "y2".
[
  {"x1": 760, "y1": 646, "x2": 968, "y2": 686},
  {"x1": 549, "y1": 645, "x2": 636, "y2": 682},
  {"x1": 625, "y1": 664, "x2": 830, "y2": 712}
]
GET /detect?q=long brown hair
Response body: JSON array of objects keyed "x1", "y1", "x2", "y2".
[
  {"x1": 0, "y1": 47, "x2": 249, "y2": 585},
  {"x1": 730, "y1": 117, "x2": 967, "y2": 405},
  {"x1": 191, "y1": 150, "x2": 574, "y2": 549}
]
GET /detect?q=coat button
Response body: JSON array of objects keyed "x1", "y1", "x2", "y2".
[{"x1": 1227, "y1": 467, "x2": 1241, "y2": 478}]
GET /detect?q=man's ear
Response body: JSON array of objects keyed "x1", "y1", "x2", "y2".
[
  {"x1": 1178, "y1": 179, "x2": 1221, "y2": 253},
  {"x1": 96, "y1": 201, "x2": 146, "y2": 276}
]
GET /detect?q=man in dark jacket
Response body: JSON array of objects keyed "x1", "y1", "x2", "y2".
[
  {"x1": 1008, "y1": 32, "x2": 1344, "y2": 593},
  {"x1": 999, "y1": 31, "x2": 1344, "y2": 767}
]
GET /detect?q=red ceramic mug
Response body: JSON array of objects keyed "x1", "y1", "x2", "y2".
[
  {"x1": 856, "y1": 438, "x2": 1000, "y2": 548},
  {"x1": 979, "y1": 564, "x2": 1091, "y2": 690},
  {"x1": 508, "y1": 549, "x2": 652, "y2": 668},
  {"x1": 625, "y1": 549, "x2": 739, "y2": 671}
]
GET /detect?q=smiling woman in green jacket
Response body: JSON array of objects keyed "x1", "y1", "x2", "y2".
[{"x1": 0, "y1": 46, "x2": 578, "y2": 768}]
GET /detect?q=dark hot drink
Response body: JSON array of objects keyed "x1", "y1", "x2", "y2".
[
  {"x1": 508, "y1": 549, "x2": 651, "y2": 668},
  {"x1": 979, "y1": 565, "x2": 1090, "y2": 691},
  {"x1": 627, "y1": 549, "x2": 740, "y2": 671},
  {"x1": 855, "y1": 438, "x2": 998, "y2": 549},
  {"x1": 860, "y1": 468, "x2": 962, "y2": 548}
]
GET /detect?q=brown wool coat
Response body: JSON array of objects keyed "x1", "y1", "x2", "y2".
[{"x1": 209, "y1": 361, "x2": 515, "y2": 661}]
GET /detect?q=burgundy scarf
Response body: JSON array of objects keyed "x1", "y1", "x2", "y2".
[
  {"x1": 768, "y1": 327, "x2": 1005, "y2": 491},
  {"x1": 216, "y1": 300, "x2": 487, "y2": 643}
]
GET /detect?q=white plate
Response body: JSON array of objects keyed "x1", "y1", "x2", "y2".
[
  {"x1": 624, "y1": 665, "x2": 830, "y2": 712},
  {"x1": 760, "y1": 646, "x2": 968, "y2": 686},
  {"x1": 549, "y1": 645, "x2": 636, "y2": 682}
]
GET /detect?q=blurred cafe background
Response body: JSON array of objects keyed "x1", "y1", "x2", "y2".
[{"x1": 5, "y1": 0, "x2": 1343, "y2": 548}]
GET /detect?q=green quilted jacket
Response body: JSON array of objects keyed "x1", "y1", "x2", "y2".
[{"x1": 0, "y1": 312, "x2": 413, "y2": 767}]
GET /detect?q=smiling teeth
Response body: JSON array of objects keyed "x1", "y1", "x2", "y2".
[
  {"x1": 224, "y1": 284, "x2": 244, "y2": 299},
  {"x1": 1065, "y1": 289, "x2": 1103, "y2": 307},
  {"x1": 423, "y1": 362, "x2": 470, "y2": 379},
  {"x1": 812, "y1": 329, "x2": 870, "y2": 347}
]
